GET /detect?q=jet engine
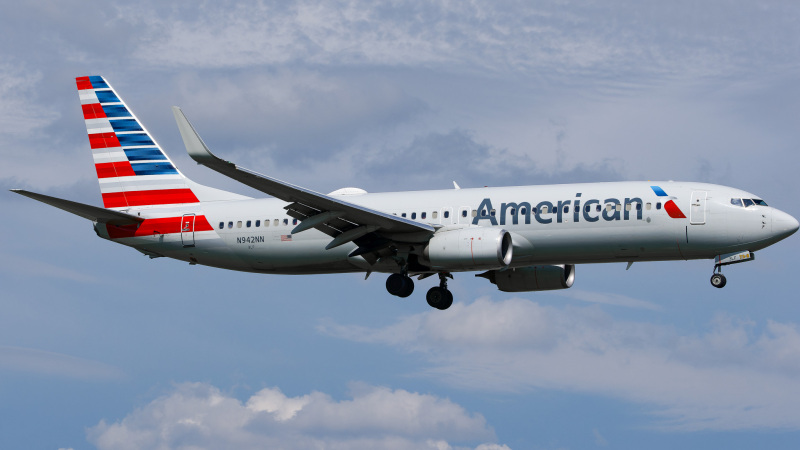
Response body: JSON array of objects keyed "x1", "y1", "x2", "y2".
[
  {"x1": 424, "y1": 227, "x2": 512, "y2": 271},
  {"x1": 478, "y1": 264, "x2": 575, "y2": 292}
]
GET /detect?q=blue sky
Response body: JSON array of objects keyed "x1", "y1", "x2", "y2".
[{"x1": 2, "y1": 1, "x2": 800, "y2": 448}]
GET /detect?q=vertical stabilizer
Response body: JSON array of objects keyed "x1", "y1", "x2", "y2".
[{"x1": 76, "y1": 75, "x2": 246, "y2": 209}]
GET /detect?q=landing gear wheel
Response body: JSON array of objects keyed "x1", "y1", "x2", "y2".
[
  {"x1": 426, "y1": 286, "x2": 454, "y2": 310},
  {"x1": 386, "y1": 273, "x2": 414, "y2": 297},
  {"x1": 710, "y1": 273, "x2": 727, "y2": 288}
]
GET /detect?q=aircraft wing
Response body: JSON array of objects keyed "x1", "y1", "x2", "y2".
[
  {"x1": 11, "y1": 189, "x2": 144, "y2": 226},
  {"x1": 172, "y1": 107, "x2": 435, "y2": 251}
]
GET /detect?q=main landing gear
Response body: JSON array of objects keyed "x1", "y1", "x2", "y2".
[
  {"x1": 384, "y1": 272, "x2": 454, "y2": 310},
  {"x1": 426, "y1": 273, "x2": 454, "y2": 310},
  {"x1": 386, "y1": 273, "x2": 414, "y2": 297}
]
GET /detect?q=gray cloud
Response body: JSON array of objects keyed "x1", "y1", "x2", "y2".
[
  {"x1": 117, "y1": 1, "x2": 800, "y2": 83},
  {"x1": 321, "y1": 297, "x2": 800, "y2": 431},
  {"x1": 0, "y1": 345, "x2": 122, "y2": 380}
]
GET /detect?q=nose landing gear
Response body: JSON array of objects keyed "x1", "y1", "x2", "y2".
[
  {"x1": 710, "y1": 270, "x2": 727, "y2": 288},
  {"x1": 709, "y1": 251, "x2": 755, "y2": 288}
]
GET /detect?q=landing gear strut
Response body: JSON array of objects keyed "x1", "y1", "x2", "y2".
[{"x1": 426, "y1": 273, "x2": 454, "y2": 310}]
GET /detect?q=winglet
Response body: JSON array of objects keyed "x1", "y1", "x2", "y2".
[
  {"x1": 172, "y1": 106, "x2": 231, "y2": 167},
  {"x1": 453, "y1": 181, "x2": 461, "y2": 190}
]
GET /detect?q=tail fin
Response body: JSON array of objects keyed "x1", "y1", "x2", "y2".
[{"x1": 76, "y1": 75, "x2": 246, "y2": 209}]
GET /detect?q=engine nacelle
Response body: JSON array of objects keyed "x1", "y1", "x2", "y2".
[
  {"x1": 424, "y1": 227, "x2": 513, "y2": 271},
  {"x1": 478, "y1": 264, "x2": 575, "y2": 292}
]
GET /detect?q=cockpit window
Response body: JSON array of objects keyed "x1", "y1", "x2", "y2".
[
  {"x1": 752, "y1": 199, "x2": 768, "y2": 206},
  {"x1": 730, "y1": 198, "x2": 743, "y2": 207},
  {"x1": 743, "y1": 198, "x2": 755, "y2": 207}
]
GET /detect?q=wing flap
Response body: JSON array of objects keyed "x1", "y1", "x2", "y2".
[{"x1": 11, "y1": 189, "x2": 145, "y2": 226}]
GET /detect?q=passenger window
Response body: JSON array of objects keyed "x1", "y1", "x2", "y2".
[
  {"x1": 564, "y1": 206, "x2": 569, "y2": 213},
  {"x1": 636, "y1": 203, "x2": 642, "y2": 211},
  {"x1": 646, "y1": 203, "x2": 651, "y2": 210},
  {"x1": 246, "y1": 220, "x2": 252, "y2": 228},
  {"x1": 584, "y1": 205, "x2": 590, "y2": 213},
  {"x1": 402, "y1": 213, "x2": 407, "y2": 218},
  {"x1": 656, "y1": 202, "x2": 662, "y2": 210},
  {"x1": 237, "y1": 221, "x2": 242, "y2": 228},
  {"x1": 510, "y1": 208, "x2": 516, "y2": 215},
  {"x1": 293, "y1": 219, "x2": 298, "y2": 225},
  {"x1": 219, "y1": 222, "x2": 224, "y2": 229},
  {"x1": 520, "y1": 208, "x2": 526, "y2": 215},
  {"x1": 731, "y1": 198, "x2": 743, "y2": 207},
  {"x1": 542, "y1": 206, "x2": 549, "y2": 214},
  {"x1": 432, "y1": 211, "x2": 438, "y2": 219},
  {"x1": 411, "y1": 212, "x2": 417, "y2": 219},
  {"x1": 743, "y1": 199, "x2": 755, "y2": 207},
  {"x1": 533, "y1": 207, "x2": 538, "y2": 214},
  {"x1": 461, "y1": 210, "x2": 467, "y2": 218},
  {"x1": 596, "y1": 205, "x2": 601, "y2": 212},
  {"x1": 490, "y1": 209, "x2": 496, "y2": 216},
  {"x1": 265, "y1": 220, "x2": 270, "y2": 227},
  {"x1": 274, "y1": 219, "x2": 279, "y2": 226},
  {"x1": 283, "y1": 218, "x2": 289, "y2": 225},
  {"x1": 605, "y1": 204, "x2": 612, "y2": 212},
  {"x1": 228, "y1": 221, "x2": 233, "y2": 229},
  {"x1": 481, "y1": 210, "x2": 487, "y2": 217},
  {"x1": 616, "y1": 204, "x2": 622, "y2": 212},
  {"x1": 472, "y1": 210, "x2": 478, "y2": 217},
  {"x1": 625, "y1": 204, "x2": 632, "y2": 212},
  {"x1": 421, "y1": 212, "x2": 427, "y2": 219}
]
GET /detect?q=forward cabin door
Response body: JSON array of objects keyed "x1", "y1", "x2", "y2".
[
  {"x1": 181, "y1": 214, "x2": 196, "y2": 247},
  {"x1": 690, "y1": 191, "x2": 707, "y2": 225}
]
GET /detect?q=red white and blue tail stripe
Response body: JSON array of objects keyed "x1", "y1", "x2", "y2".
[{"x1": 77, "y1": 75, "x2": 200, "y2": 209}]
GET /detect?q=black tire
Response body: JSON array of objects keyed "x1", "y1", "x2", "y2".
[
  {"x1": 386, "y1": 273, "x2": 406, "y2": 296},
  {"x1": 426, "y1": 287, "x2": 454, "y2": 310},
  {"x1": 441, "y1": 289, "x2": 454, "y2": 310},
  {"x1": 710, "y1": 273, "x2": 727, "y2": 288},
  {"x1": 397, "y1": 276, "x2": 414, "y2": 298}
]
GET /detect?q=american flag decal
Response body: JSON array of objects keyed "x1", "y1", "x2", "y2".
[{"x1": 281, "y1": 234, "x2": 292, "y2": 241}]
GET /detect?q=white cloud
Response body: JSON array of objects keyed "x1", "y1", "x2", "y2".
[
  {"x1": 88, "y1": 382, "x2": 504, "y2": 450},
  {"x1": 320, "y1": 297, "x2": 800, "y2": 431},
  {"x1": 554, "y1": 289, "x2": 662, "y2": 311}
]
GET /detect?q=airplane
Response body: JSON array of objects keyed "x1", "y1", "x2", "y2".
[{"x1": 12, "y1": 75, "x2": 799, "y2": 310}]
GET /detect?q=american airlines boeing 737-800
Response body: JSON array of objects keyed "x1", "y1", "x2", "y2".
[{"x1": 12, "y1": 76, "x2": 799, "y2": 310}]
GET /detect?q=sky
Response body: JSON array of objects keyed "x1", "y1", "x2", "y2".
[{"x1": 2, "y1": 0, "x2": 800, "y2": 448}]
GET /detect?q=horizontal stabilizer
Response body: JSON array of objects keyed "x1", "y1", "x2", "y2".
[{"x1": 11, "y1": 189, "x2": 145, "y2": 226}]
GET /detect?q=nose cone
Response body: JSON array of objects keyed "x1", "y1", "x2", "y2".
[{"x1": 772, "y1": 209, "x2": 800, "y2": 241}]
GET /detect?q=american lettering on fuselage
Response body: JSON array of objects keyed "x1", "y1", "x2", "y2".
[
  {"x1": 11, "y1": 75, "x2": 800, "y2": 310},
  {"x1": 472, "y1": 195, "x2": 646, "y2": 226}
]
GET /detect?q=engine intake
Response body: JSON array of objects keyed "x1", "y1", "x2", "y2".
[
  {"x1": 424, "y1": 227, "x2": 512, "y2": 271},
  {"x1": 478, "y1": 264, "x2": 575, "y2": 292}
]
